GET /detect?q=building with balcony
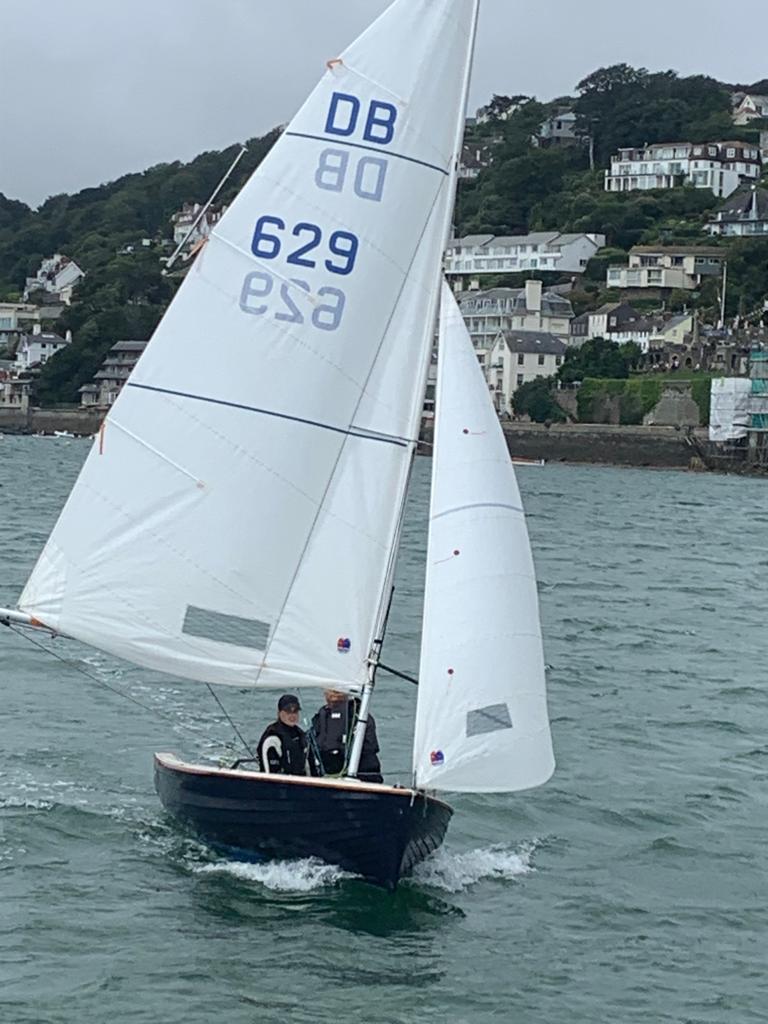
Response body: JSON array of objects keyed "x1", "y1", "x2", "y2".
[
  {"x1": 707, "y1": 185, "x2": 768, "y2": 237},
  {"x1": 604, "y1": 141, "x2": 761, "y2": 198},
  {"x1": 459, "y1": 280, "x2": 574, "y2": 369},
  {"x1": 445, "y1": 231, "x2": 605, "y2": 281},
  {"x1": 80, "y1": 340, "x2": 148, "y2": 408},
  {"x1": 606, "y1": 247, "x2": 725, "y2": 293},
  {"x1": 534, "y1": 109, "x2": 581, "y2": 148}
]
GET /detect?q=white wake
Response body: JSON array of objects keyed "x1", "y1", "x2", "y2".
[
  {"x1": 192, "y1": 856, "x2": 351, "y2": 892},
  {"x1": 410, "y1": 842, "x2": 538, "y2": 892}
]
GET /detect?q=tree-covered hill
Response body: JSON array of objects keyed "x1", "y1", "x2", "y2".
[{"x1": 1, "y1": 64, "x2": 767, "y2": 405}]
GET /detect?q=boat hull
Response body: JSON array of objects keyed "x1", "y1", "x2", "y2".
[{"x1": 154, "y1": 753, "x2": 452, "y2": 890}]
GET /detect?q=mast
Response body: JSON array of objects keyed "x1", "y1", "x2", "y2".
[{"x1": 347, "y1": 0, "x2": 482, "y2": 779}]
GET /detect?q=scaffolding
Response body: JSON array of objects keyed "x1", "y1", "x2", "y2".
[{"x1": 748, "y1": 350, "x2": 768, "y2": 467}]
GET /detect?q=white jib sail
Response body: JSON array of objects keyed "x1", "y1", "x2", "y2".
[
  {"x1": 18, "y1": 0, "x2": 478, "y2": 690},
  {"x1": 413, "y1": 284, "x2": 556, "y2": 792}
]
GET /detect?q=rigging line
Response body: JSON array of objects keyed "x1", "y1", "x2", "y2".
[
  {"x1": 205, "y1": 684, "x2": 255, "y2": 758},
  {"x1": 4, "y1": 622, "x2": 206, "y2": 741},
  {"x1": 378, "y1": 662, "x2": 418, "y2": 686}
]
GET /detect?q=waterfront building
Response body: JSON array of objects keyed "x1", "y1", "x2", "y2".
[
  {"x1": 606, "y1": 246, "x2": 724, "y2": 293},
  {"x1": 707, "y1": 185, "x2": 768, "y2": 237},
  {"x1": 80, "y1": 341, "x2": 148, "y2": 409},
  {"x1": 0, "y1": 374, "x2": 32, "y2": 413},
  {"x1": 459, "y1": 280, "x2": 574, "y2": 371},
  {"x1": 487, "y1": 330, "x2": 567, "y2": 414},
  {"x1": 604, "y1": 141, "x2": 761, "y2": 198}
]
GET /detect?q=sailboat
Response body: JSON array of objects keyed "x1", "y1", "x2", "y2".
[{"x1": 0, "y1": 0, "x2": 554, "y2": 890}]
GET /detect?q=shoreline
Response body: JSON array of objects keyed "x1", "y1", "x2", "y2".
[{"x1": 1, "y1": 409, "x2": 746, "y2": 474}]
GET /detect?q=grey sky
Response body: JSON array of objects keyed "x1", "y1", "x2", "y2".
[{"x1": 1, "y1": 0, "x2": 765, "y2": 208}]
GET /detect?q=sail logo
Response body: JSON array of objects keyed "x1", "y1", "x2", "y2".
[
  {"x1": 337, "y1": 637, "x2": 351, "y2": 653},
  {"x1": 430, "y1": 750, "x2": 445, "y2": 766}
]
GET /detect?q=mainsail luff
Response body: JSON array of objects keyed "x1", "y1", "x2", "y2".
[
  {"x1": 16, "y1": 0, "x2": 480, "y2": 692},
  {"x1": 412, "y1": 284, "x2": 555, "y2": 793}
]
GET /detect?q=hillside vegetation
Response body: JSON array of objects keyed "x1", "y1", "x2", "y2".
[{"x1": 1, "y1": 64, "x2": 767, "y2": 405}]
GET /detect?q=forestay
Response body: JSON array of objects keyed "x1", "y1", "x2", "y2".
[
  {"x1": 18, "y1": 0, "x2": 477, "y2": 689},
  {"x1": 413, "y1": 285, "x2": 555, "y2": 792}
]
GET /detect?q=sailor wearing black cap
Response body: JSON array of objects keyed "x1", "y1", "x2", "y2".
[{"x1": 256, "y1": 695, "x2": 316, "y2": 776}]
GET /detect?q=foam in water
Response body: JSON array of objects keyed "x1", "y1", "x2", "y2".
[
  {"x1": 410, "y1": 842, "x2": 537, "y2": 893},
  {"x1": 192, "y1": 856, "x2": 351, "y2": 892}
]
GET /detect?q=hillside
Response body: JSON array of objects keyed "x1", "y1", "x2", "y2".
[{"x1": 1, "y1": 64, "x2": 767, "y2": 405}]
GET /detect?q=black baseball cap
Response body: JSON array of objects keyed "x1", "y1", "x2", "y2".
[{"x1": 278, "y1": 694, "x2": 301, "y2": 712}]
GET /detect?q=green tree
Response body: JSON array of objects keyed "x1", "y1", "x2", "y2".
[
  {"x1": 558, "y1": 337, "x2": 632, "y2": 384},
  {"x1": 512, "y1": 377, "x2": 566, "y2": 423}
]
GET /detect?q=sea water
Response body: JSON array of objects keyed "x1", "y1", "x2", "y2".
[{"x1": 1, "y1": 436, "x2": 766, "y2": 1023}]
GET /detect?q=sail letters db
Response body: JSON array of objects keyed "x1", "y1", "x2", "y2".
[{"x1": 325, "y1": 93, "x2": 398, "y2": 146}]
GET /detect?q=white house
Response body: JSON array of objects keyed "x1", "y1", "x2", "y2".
[
  {"x1": 14, "y1": 329, "x2": 70, "y2": 370},
  {"x1": 732, "y1": 94, "x2": 768, "y2": 126},
  {"x1": 487, "y1": 330, "x2": 567, "y2": 413},
  {"x1": 707, "y1": 185, "x2": 768, "y2": 237},
  {"x1": 23, "y1": 255, "x2": 85, "y2": 305},
  {"x1": 606, "y1": 246, "x2": 725, "y2": 292},
  {"x1": 171, "y1": 202, "x2": 228, "y2": 248},
  {"x1": 445, "y1": 231, "x2": 605, "y2": 279},
  {"x1": 604, "y1": 141, "x2": 761, "y2": 198},
  {"x1": 459, "y1": 280, "x2": 574, "y2": 369}
]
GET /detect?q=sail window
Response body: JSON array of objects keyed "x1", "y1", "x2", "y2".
[
  {"x1": 466, "y1": 703, "x2": 513, "y2": 737},
  {"x1": 182, "y1": 606, "x2": 270, "y2": 651}
]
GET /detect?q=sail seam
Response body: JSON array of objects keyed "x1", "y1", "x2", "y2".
[
  {"x1": 126, "y1": 383, "x2": 409, "y2": 448},
  {"x1": 432, "y1": 501, "x2": 524, "y2": 520},
  {"x1": 284, "y1": 132, "x2": 449, "y2": 176}
]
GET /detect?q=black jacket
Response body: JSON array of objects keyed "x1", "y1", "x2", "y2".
[
  {"x1": 311, "y1": 700, "x2": 382, "y2": 781},
  {"x1": 256, "y1": 720, "x2": 314, "y2": 776}
]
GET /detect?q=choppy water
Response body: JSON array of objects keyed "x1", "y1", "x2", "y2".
[{"x1": 1, "y1": 436, "x2": 767, "y2": 1023}]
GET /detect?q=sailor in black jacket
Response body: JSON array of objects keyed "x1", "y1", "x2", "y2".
[
  {"x1": 257, "y1": 694, "x2": 315, "y2": 776},
  {"x1": 311, "y1": 690, "x2": 383, "y2": 783}
]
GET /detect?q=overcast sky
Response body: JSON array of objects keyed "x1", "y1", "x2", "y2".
[{"x1": 1, "y1": 0, "x2": 765, "y2": 208}]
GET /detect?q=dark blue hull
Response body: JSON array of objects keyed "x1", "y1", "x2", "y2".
[{"x1": 154, "y1": 753, "x2": 453, "y2": 890}]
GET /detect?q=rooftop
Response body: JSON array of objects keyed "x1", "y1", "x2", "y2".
[{"x1": 499, "y1": 330, "x2": 568, "y2": 356}]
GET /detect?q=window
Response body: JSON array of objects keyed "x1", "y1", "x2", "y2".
[
  {"x1": 538, "y1": 354, "x2": 545, "y2": 366},
  {"x1": 517, "y1": 353, "x2": 524, "y2": 365},
  {"x1": 556, "y1": 356, "x2": 563, "y2": 366},
  {"x1": 516, "y1": 374, "x2": 524, "y2": 386},
  {"x1": 727, "y1": 148, "x2": 735, "y2": 158}
]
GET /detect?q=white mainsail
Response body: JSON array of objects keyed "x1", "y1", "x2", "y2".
[
  {"x1": 18, "y1": 0, "x2": 478, "y2": 690},
  {"x1": 413, "y1": 284, "x2": 555, "y2": 792}
]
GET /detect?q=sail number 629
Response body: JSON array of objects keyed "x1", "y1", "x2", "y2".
[
  {"x1": 251, "y1": 216, "x2": 359, "y2": 277},
  {"x1": 239, "y1": 271, "x2": 345, "y2": 332}
]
